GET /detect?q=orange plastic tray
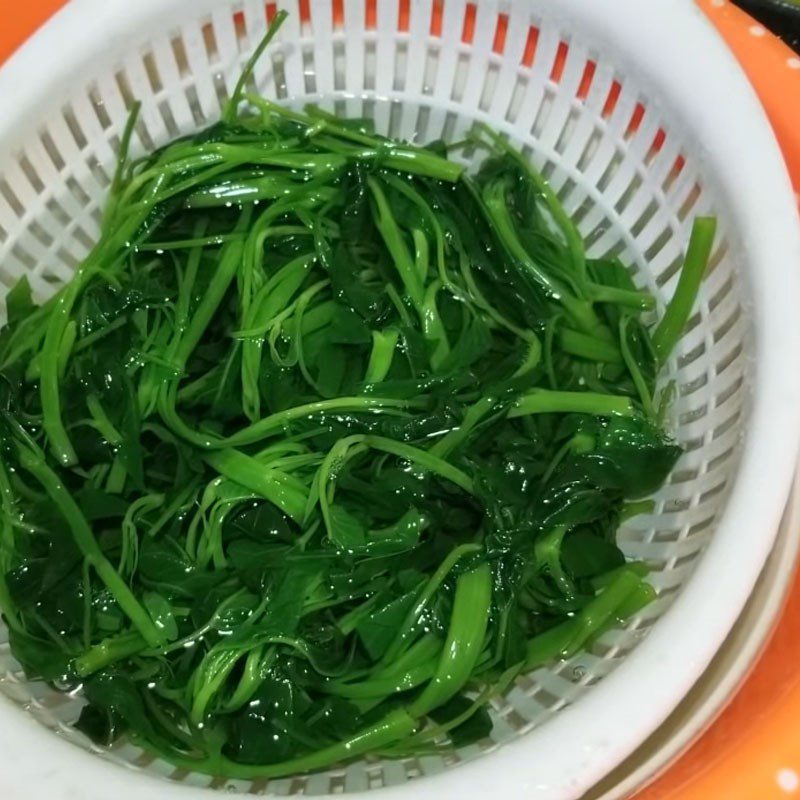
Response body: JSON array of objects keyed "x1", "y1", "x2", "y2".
[{"x1": 2, "y1": 2, "x2": 800, "y2": 798}]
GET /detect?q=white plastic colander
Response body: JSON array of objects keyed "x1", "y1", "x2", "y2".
[{"x1": 0, "y1": 1, "x2": 799, "y2": 798}]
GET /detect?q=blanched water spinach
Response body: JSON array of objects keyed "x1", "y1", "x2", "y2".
[{"x1": 0, "y1": 12, "x2": 714, "y2": 776}]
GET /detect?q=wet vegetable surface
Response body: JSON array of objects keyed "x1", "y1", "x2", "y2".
[{"x1": 0, "y1": 13, "x2": 713, "y2": 776}]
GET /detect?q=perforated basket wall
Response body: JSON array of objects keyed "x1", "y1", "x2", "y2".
[{"x1": 0, "y1": 0, "x2": 752, "y2": 795}]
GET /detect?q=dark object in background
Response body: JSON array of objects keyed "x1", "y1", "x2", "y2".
[{"x1": 734, "y1": 0, "x2": 800, "y2": 52}]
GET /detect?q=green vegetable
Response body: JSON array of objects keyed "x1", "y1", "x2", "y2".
[
  {"x1": 652, "y1": 216, "x2": 716, "y2": 363},
  {"x1": 0, "y1": 11, "x2": 712, "y2": 778}
]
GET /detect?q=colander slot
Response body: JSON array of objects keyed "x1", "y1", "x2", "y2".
[
  {"x1": 698, "y1": 480, "x2": 727, "y2": 507},
  {"x1": 19, "y1": 154, "x2": 45, "y2": 194},
  {"x1": 403, "y1": 760, "x2": 423, "y2": 779},
  {"x1": 669, "y1": 466, "x2": 701, "y2": 485},
  {"x1": 70, "y1": 222, "x2": 97, "y2": 254},
  {"x1": 63, "y1": 175, "x2": 91, "y2": 210},
  {"x1": 624, "y1": 102, "x2": 646, "y2": 140},
  {"x1": 427, "y1": 0, "x2": 442, "y2": 38},
  {"x1": 156, "y1": 99, "x2": 180, "y2": 139},
  {"x1": 500, "y1": 701, "x2": 543, "y2": 734},
  {"x1": 414, "y1": 105, "x2": 431, "y2": 142},
  {"x1": 601, "y1": 78, "x2": 622, "y2": 118},
  {"x1": 332, "y1": 96, "x2": 346, "y2": 120},
  {"x1": 269, "y1": 50, "x2": 288, "y2": 99},
  {"x1": 169, "y1": 35, "x2": 191, "y2": 78},
  {"x1": 237, "y1": 58, "x2": 259, "y2": 101},
  {"x1": 527, "y1": 684, "x2": 568, "y2": 715},
  {"x1": 387, "y1": 100, "x2": 403, "y2": 139},
  {"x1": 302, "y1": 46, "x2": 316, "y2": 94},
  {"x1": 714, "y1": 341, "x2": 744, "y2": 378},
  {"x1": 661, "y1": 156, "x2": 686, "y2": 195},
  {"x1": 599, "y1": 234, "x2": 627, "y2": 261},
  {"x1": 709, "y1": 438, "x2": 739, "y2": 477},
  {"x1": 671, "y1": 549, "x2": 705, "y2": 573},
  {"x1": 85, "y1": 154, "x2": 111, "y2": 188},
  {"x1": 680, "y1": 371, "x2": 710, "y2": 399},
  {"x1": 646, "y1": 229, "x2": 676, "y2": 271},
  {"x1": 644, "y1": 127, "x2": 667, "y2": 165},
  {"x1": 537, "y1": 151, "x2": 557, "y2": 182},
  {"x1": 52, "y1": 247, "x2": 78, "y2": 273},
  {"x1": 582, "y1": 218, "x2": 611, "y2": 252},
  {"x1": 484, "y1": 705, "x2": 520, "y2": 743},
  {"x1": 246, "y1": 776, "x2": 269, "y2": 793},
  {"x1": 61, "y1": 105, "x2": 88, "y2": 151},
  {"x1": 676, "y1": 343, "x2": 706, "y2": 376},
  {"x1": 714, "y1": 374, "x2": 745, "y2": 412},
  {"x1": 183, "y1": 84, "x2": 206, "y2": 126},
  {"x1": 705, "y1": 237, "x2": 730, "y2": 280},
  {"x1": 553, "y1": 658, "x2": 593, "y2": 692},
  {"x1": 43, "y1": 198, "x2": 69, "y2": 229},
  {"x1": 555, "y1": 176, "x2": 577, "y2": 209},
  {"x1": 553, "y1": 106, "x2": 580, "y2": 154},
  {"x1": 39, "y1": 130, "x2": 65, "y2": 172},
  {"x1": 363, "y1": 40, "x2": 376, "y2": 91},
  {"x1": 450, "y1": 53, "x2": 469, "y2": 103},
  {"x1": 421, "y1": 45, "x2": 438, "y2": 95},
  {"x1": 10, "y1": 243, "x2": 36, "y2": 272},
  {"x1": 712, "y1": 304, "x2": 743, "y2": 345},
  {"x1": 681, "y1": 435, "x2": 706, "y2": 455},
  {"x1": 286, "y1": 776, "x2": 308, "y2": 794},
  {"x1": 649, "y1": 524, "x2": 683, "y2": 545},
  {"x1": 142, "y1": 51, "x2": 163, "y2": 93},
  {"x1": 392, "y1": 41, "x2": 408, "y2": 92},
  {"x1": 503, "y1": 74, "x2": 526, "y2": 123},
  {"x1": 505, "y1": 688, "x2": 550, "y2": 725},
  {"x1": 595, "y1": 148, "x2": 623, "y2": 193},
  {"x1": 87, "y1": 87, "x2": 112, "y2": 131},
  {"x1": 677, "y1": 182, "x2": 702, "y2": 222},
  {"x1": 201, "y1": 21, "x2": 220, "y2": 64},
  {"x1": 113, "y1": 71, "x2": 156, "y2": 149},
  {"x1": 461, "y1": 2, "x2": 476, "y2": 44},
  {"x1": 477, "y1": 61, "x2": 499, "y2": 112},
  {"x1": 232, "y1": 9, "x2": 248, "y2": 51},
  {"x1": 418, "y1": 757, "x2": 448, "y2": 778},
  {"x1": 362, "y1": 97, "x2": 375, "y2": 127},
  {"x1": 492, "y1": 12, "x2": 508, "y2": 55},
  {"x1": 29, "y1": 220, "x2": 54, "y2": 248},
  {"x1": 613, "y1": 171, "x2": 643, "y2": 215},
  {"x1": 708, "y1": 271, "x2": 735, "y2": 314},
  {"x1": 548, "y1": 40, "x2": 569, "y2": 84},
  {"x1": 683, "y1": 309, "x2": 704, "y2": 339},
  {"x1": 440, "y1": 110, "x2": 457, "y2": 143},
  {"x1": 530, "y1": 86, "x2": 555, "y2": 138},
  {"x1": 332, "y1": 40, "x2": 345, "y2": 91},
  {"x1": 521, "y1": 25, "x2": 539, "y2": 68},
  {"x1": 212, "y1": 72, "x2": 230, "y2": 114},
  {"x1": 394, "y1": 0, "x2": 409, "y2": 33},
  {"x1": 576, "y1": 125, "x2": 602, "y2": 172},
  {"x1": 678, "y1": 404, "x2": 709, "y2": 426},
  {"x1": 576, "y1": 59, "x2": 597, "y2": 100},
  {"x1": 630, "y1": 197, "x2": 659, "y2": 237},
  {"x1": 366, "y1": 769, "x2": 384, "y2": 790},
  {"x1": 568, "y1": 193, "x2": 594, "y2": 229}
]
